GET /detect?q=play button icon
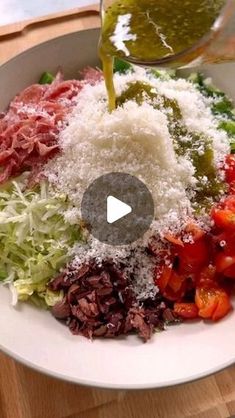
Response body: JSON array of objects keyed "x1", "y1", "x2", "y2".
[
  {"x1": 107, "y1": 196, "x2": 132, "y2": 224},
  {"x1": 81, "y1": 173, "x2": 154, "y2": 245}
]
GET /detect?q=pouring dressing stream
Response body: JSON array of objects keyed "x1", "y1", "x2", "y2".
[{"x1": 99, "y1": 0, "x2": 235, "y2": 111}]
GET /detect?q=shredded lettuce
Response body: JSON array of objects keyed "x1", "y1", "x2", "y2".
[
  {"x1": 44, "y1": 288, "x2": 64, "y2": 307},
  {"x1": 0, "y1": 175, "x2": 82, "y2": 304}
]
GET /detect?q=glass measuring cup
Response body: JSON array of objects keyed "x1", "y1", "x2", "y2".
[{"x1": 100, "y1": 0, "x2": 235, "y2": 69}]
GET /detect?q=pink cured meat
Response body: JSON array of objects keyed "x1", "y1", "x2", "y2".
[
  {"x1": 12, "y1": 84, "x2": 47, "y2": 105},
  {"x1": 80, "y1": 67, "x2": 103, "y2": 85},
  {"x1": 0, "y1": 74, "x2": 86, "y2": 184},
  {"x1": 43, "y1": 80, "x2": 83, "y2": 101}
]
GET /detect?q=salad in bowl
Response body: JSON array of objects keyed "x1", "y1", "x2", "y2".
[{"x1": 1, "y1": 57, "x2": 235, "y2": 343}]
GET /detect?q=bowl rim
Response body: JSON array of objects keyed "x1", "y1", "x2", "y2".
[
  {"x1": 1, "y1": 342, "x2": 234, "y2": 390},
  {"x1": 0, "y1": 27, "x2": 100, "y2": 70}
]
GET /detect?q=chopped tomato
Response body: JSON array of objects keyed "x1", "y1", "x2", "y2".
[
  {"x1": 213, "y1": 292, "x2": 232, "y2": 321},
  {"x1": 177, "y1": 238, "x2": 210, "y2": 274},
  {"x1": 156, "y1": 265, "x2": 186, "y2": 301},
  {"x1": 155, "y1": 265, "x2": 172, "y2": 292},
  {"x1": 212, "y1": 231, "x2": 227, "y2": 247},
  {"x1": 195, "y1": 286, "x2": 231, "y2": 321},
  {"x1": 164, "y1": 233, "x2": 184, "y2": 247},
  {"x1": 195, "y1": 287, "x2": 217, "y2": 318},
  {"x1": 163, "y1": 281, "x2": 186, "y2": 301},
  {"x1": 229, "y1": 181, "x2": 235, "y2": 194},
  {"x1": 223, "y1": 195, "x2": 235, "y2": 211},
  {"x1": 152, "y1": 179, "x2": 235, "y2": 325},
  {"x1": 174, "y1": 303, "x2": 198, "y2": 319},
  {"x1": 184, "y1": 222, "x2": 205, "y2": 241},
  {"x1": 223, "y1": 235, "x2": 235, "y2": 256},
  {"x1": 223, "y1": 264, "x2": 235, "y2": 279},
  {"x1": 212, "y1": 209, "x2": 235, "y2": 230},
  {"x1": 168, "y1": 271, "x2": 184, "y2": 293},
  {"x1": 212, "y1": 196, "x2": 235, "y2": 230},
  {"x1": 215, "y1": 253, "x2": 235, "y2": 273},
  {"x1": 225, "y1": 154, "x2": 235, "y2": 184},
  {"x1": 213, "y1": 231, "x2": 235, "y2": 257},
  {"x1": 154, "y1": 191, "x2": 235, "y2": 323},
  {"x1": 197, "y1": 265, "x2": 217, "y2": 286}
]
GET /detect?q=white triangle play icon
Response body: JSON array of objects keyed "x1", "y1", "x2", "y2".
[{"x1": 107, "y1": 195, "x2": 132, "y2": 224}]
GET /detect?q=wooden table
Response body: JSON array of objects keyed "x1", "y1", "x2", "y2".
[{"x1": 0, "y1": 6, "x2": 235, "y2": 418}]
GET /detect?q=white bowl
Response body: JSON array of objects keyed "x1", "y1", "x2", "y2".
[{"x1": 0, "y1": 30, "x2": 235, "y2": 389}]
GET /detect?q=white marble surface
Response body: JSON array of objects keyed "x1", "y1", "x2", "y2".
[{"x1": 0, "y1": 0, "x2": 98, "y2": 26}]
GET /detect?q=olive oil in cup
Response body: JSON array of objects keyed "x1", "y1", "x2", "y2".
[{"x1": 99, "y1": 0, "x2": 235, "y2": 111}]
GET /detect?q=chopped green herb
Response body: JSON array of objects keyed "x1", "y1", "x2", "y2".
[
  {"x1": 39, "y1": 72, "x2": 55, "y2": 85},
  {"x1": 219, "y1": 120, "x2": 235, "y2": 136},
  {"x1": 212, "y1": 97, "x2": 234, "y2": 116},
  {"x1": 150, "y1": 69, "x2": 176, "y2": 80},
  {"x1": 230, "y1": 141, "x2": 235, "y2": 154},
  {"x1": 190, "y1": 73, "x2": 235, "y2": 155},
  {"x1": 188, "y1": 72, "x2": 225, "y2": 98},
  {"x1": 188, "y1": 72, "x2": 204, "y2": 86},
  {"x1": 114, "y1": 58, "x2": 132, "y2": 74}
]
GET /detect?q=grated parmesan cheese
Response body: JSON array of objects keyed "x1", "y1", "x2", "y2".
[
  {"x1": 70, "y1": 239, "x2": 158, "y2": 300},
  {"x1": 45, "y1": 71, "x2": 196, "y2": 222}
]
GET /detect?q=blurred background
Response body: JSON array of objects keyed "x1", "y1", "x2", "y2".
[{"x1": 0, "y1": 0, "x2": 96, "y2": 26}]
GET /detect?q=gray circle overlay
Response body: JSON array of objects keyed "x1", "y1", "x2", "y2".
[{"x1": 81, "y1": 173, "x2": 154, "y2": 246}]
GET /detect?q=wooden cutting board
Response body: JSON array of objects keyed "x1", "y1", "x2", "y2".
[
  {"x1": 0, "y1": 6, "x2": 235, "y2": 418},
  {"x1": 0, "y1": 4, "x2": 100, "y2": 64}
]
